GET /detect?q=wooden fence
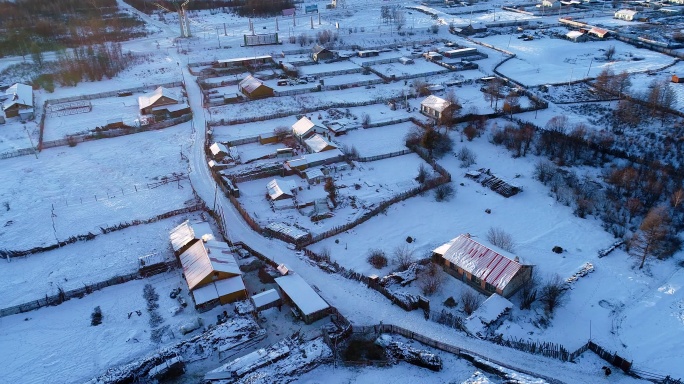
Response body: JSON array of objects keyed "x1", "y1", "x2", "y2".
[
  {"x1": 356, "y1": 149, "x2": 412, "y2": 162},
  {"x1": 0, "y1": 147, "x2": 37, "y2": 160},
  {"x1": 0, "y1": 261, "x2": 177, "y2": 318},
  {"x1": 45, "y1": 81, "x2": 184, "y2": 106}
]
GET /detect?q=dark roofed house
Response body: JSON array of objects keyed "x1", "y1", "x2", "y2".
[
  {"x1": 238, "y1": 75, "x2": 274, "y2": 99},
  {"x1": 432, "y1": 234, "x2": 533, "y2": 298},
  {"x1": 312, "y1": 45, "x2": 334, "y2": 62}
]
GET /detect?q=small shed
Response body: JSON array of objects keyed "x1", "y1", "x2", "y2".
[
  {"x1": 399, "y1": 57, "x2": 414, "y2": 65},
  {"x1": 251, "y1": 289, "x2": 282, "y2": 312},
  {"x1": 420, "y1": 95, "x2": 455, "y2": 121},
  {"x1": 138, "y1": 87, "x2": 180, "y2": 115},
  {"x1": 587, "y1": 27, "x2": 609, "y2": 38},
  {"x1": 267, "y1": 178, "x2": 297, "y2": 201},
  {"x1": 614, "y1": 9, "x2": 637, "y2": 21},
  {"x1": 238, "y1": 75, "x2": 274, "y2": 99},
  {"x1": 312, "y1": 45, "x2": 334, "y2": 62},
  {"x1": 192, "y1": 276, "x2": 247, "y2": 311},
  {"x1": 169, "y1": 220, "x2": 216, "y2": 256},
  {"x1": 357, "y1": 50, "x2": 379, "y2": 58},
  {"x1": 304, "y1": 134, "x2": 337, "y2": 154},
  {"x1": 672, "y1": 75, "x2": 684, "y2": 83},
  {"x1": 303, "y1": 167, "x2": 325, "y2": 184},
  {"x1": 424, "y1": 52, "x2": 443, "y2": 61},
  {"x1": 275, "y1": 273, "x2": 330, "y2": 324},
  {"x1": 209, "y1": 142, "x2": 230, "y2": 161},
  {"x1": 292, "y1": 116, "x2": 327, "y2": 140},
  {"x1": 2, "y1": 83, "x2": 33, "y2": 118},
  {"x1": 566, "y1": 30, "x2": 587, "y2": 42},
  {"x1": 138, "y1": 253, "x2": 169, "y2": 276}
]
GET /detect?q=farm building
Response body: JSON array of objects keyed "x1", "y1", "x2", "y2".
[
  {"x1": 312, "y1": 45, "x2": 334, "y2": 62},
  {"x1": 357, "y1": 50, "x2": 379, "y2": 58},
  {"x1": 138, "y1": 86, "x2": 181, "y2": 115},
  {"x1": 540, "y1": 0, "x2": 560, "y2": 8},
  {"x1": 275, "y1": 272, "x2": 330, "y2": 324},
  {"x1": 442, "y1": 48, "x2": 478, "y2": 58},
  {"x1": 251, "y1": 289, "x2": 282, "y2": 312},
  {"x1": 238, "y1": 75, "x2": 274, "y2": 99},
  {"x1": 267, "y1": 178, "x2": 297, "y2": 201},
  {"x1": 465, "y1": 168, "x2": 521, "y2": 197},
  {"x1": 169, "y1": 220, "x2": 216, "y2": 256},
  {"x1": 614, "y1": 9, "x2": 637, "y2": 21},
  {"x1": 587, "y1": 27, "x2": 609, "y2": 38},
  {"x1": 292, "y1": 116, "x2": 328, "y2": 140},
  {"x1": 284, "y1": 149, "x2": 344, "y2": 171},
  {"x1": 423, "y1": 52, "x2": 443, "y2": 61},
  {"x1": 2, "y1": 83, "x2": 33, "y2": 119},
  {"x1": 420, "y1": 95, "x2": 456, "y2": 121},
  {"x1": 565, "y1": 30, "x2": 587, "y2": 42},
  {"x1": 138, "y1": 253, "x2": 169, "y2": 277},
  {"x1": 464, "y1": 293, "x2": 513, "y2": 336},
  {"x1": 209, "y1": 142, "x2": 230, "y2": 161},
  {"x1": 192, "y1": 276, "x2": 247, "y2": 312},
  {"x1": 432, "y1": 234, "x2": 534, "y2": 298},
  {"x1": 399, "y1": 57, "x2": 414, "y2": 65},
  {"x1": 672, "y1": 75, "x2": 684, "y2": 83},
  {"x1": 303, "y1": 167, "x2": 325, "y2": 184},
  {"x1": 215, "y1": 55, "x2": 273, "y2": 68},
  {"x1": 304, "y1": 134, "x2": 337, "y2": 153}
]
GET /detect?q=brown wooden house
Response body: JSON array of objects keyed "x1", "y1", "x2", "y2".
[{"x1": 238, "y1": 75, "x2": 274, "y2": 99}]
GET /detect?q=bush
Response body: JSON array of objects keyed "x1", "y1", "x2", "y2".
[
  {"x1": 460, "y1": 290, "x2": 480, "y2": 315},
  {"x1": 91, "y1": 306, "x2": 103, "y2": 326},
  {"x1": 519, "y1": 271, "x2": 539, "y2": 310},
  {"x1": 486, "y1": 227, "x2": 515, "y2": 253},
  {"x1": 463, "y1": 125, "x2": 477, "y2": 141},
  {"x1": 416, "y1": 163, "x2": 429, "y2": 184},
  {"x1": 435, "y1": 184, "x2": 455, "y2": 202},
  {"x1": 456, "y1": 147, "x2": 477, "y2": 168},
  {"x1": 393, "y1": 244, "x2": 415, "y2": 271},
  {"x1": 540, "y1": 274, "x2": 566, "y2": 315},
  {"x1": 444, "y1": 296, "x2": 457, "y2": 308},
  {"x1": 367, "y1": 248, "x2": 388, "y2": 269},
  {"x1": 552, "y1": 246, "x2": 563, "y2": 254},
  {"x1": 418, "y1": 263, "x2": 443, "y2": 295}
]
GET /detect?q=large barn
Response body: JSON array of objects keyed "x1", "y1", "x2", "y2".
[{"x1": 432, "y1": 234, "x2": 533, "y2": 298}]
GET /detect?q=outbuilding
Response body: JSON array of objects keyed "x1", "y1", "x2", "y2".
[
  {"x1": 304, "y1": 134, "x2": 337, "y2": 154},
  {"x1": 312, "y1": 45, "x2": 334, "y2": 62},
  {"x1": 565, "y1": 30, "x2": 588, "y2": 42},
  {"x1": 614, "y1": 9, "x2": 637, "y2": 21},
  {"x1": 251, "y1": 289, "x2": 282, "y2": 312},
  {"x1": 138, "y1": 86, "x2": 181, "y2": 115},
  {"x1": 267, "y1": 178, "x2": 297, "y2": 201},
  {"x1": 238, "y1": 75, "x2": 274, "y2": 99},
  {"x1": 2, "y1": 83, "x2": 33, "y2": 118},
  {"x1": 420, "y1": 95, "x2": 457, "y2": 121},
  {"x1": 292, "y1": 116, "x2": 328, "y2": 141},
  {"x1": 275, "y1": 272, "x2": 330, "y2": 324}
]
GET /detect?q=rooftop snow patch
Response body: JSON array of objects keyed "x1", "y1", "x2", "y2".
[{"x1": 275, "y1": 273, "x2": 329, "y2": 316}]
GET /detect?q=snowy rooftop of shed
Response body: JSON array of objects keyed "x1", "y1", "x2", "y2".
[
  {"x1": 251, "y1": 289, "x2": 281, "y2": 308},
  {"x1": 304, "y1": 134, "x2": 336, "y2": 153},
  {"x1": 421, "y1": 95, "x2": 451, "y2": 112},
  {"x1": 275, "y1": 273, "x2": 329, "y2": 316},
  {"x1": 180, "y1": 240, "x2": 241, "y2": 290},
  {"x1": 192, "y1": 276, "x2": 246, "y2": 305}
]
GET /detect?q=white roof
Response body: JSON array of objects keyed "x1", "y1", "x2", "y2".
[
  {"x1": 615, "y1": 9, "x2": 637, "y2": 16},
  {"x1": 169, "y1": 220, "x2": 215, "y2": 252},
  {"x1": 275, "y1": 273, "x2": 329, "y2": 316},
  {"x1": 192, "y1": 276, "x2": 246, "y2": 305},
  {"x1": 251, "y1": 289, "x2": 281, "y2": 308},
  {"x1": 210, "y1": 142, "x2": 229, "y2": 157},
  {"x1": 139, "y1": 252, "x2": 167, "y2": 267},
  {"x1": 265, "y1": 222, "x2": 309, "y2": 241},
  {"x1": 469, "y1": 293, "x2": 513, "y2": 325},
  {"x1": 267, "y1": 178, "x2": 297, "y2": 200},
  {"x1": 304, "y1": 168, "x2": 324, "y2": 179},
  {"x1": 217, "y1": 55, "x2": 272, "y2": 64},
  {"x1": 566, "y1": 31, "x2": 584, "y2": 39},
  {"x1": 3, "y1": 83, "x2": 33, "y2": 111},
  {"x1": 434, "y1": 234, "x2": 524, "y2": 291},
  {"x1": 138, "y1": 86, "x2": 179, "y2": 110},
  {"x1": 292, "y1": 116, "x2": 316, "y2": 136},
  {"x1": 421, "y1": 95, "x2": 451, "y2": 113},
  {"x1": 286, "y1": 149, "x2": 343, "y2": 168},
  {"x1": 180, "y1": 240, "x2": 241, "y2": 291},
  {"x1": 239, "y1": 75, "x2": 269, "y2": 93},
  {"x1": 304, "y1": 134, "x2": 336, "y2": 153}
]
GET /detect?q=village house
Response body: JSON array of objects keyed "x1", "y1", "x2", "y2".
[
  {"x1": 540, "y1": 0, "x2": 561, "y2": 8},
  {"x1": 215, "y1": 55, "x2": 273, "y2": 69},
  {"x1": 267, "y1": 178, "x2": 297, "y2": 201},
  {"x1": 2, "y1": 83, "x2": 34, "y2": 119},
  {"x1": 209, "y1": 142, "x2": 230, "y2": 161},
  {"x1": 138, "y1": 86, "x2": 183, "y2": 115},
  {"x1": 304, "y1": 134, "x2": 337, "y2": 154},
  {"x1": 169, "y1": 220, "x2": 215, "y2": 257},
  {"x1": 432, "y1": 234, "x2": 534, "y2": 298},
  {"x1": 292, "y1": 116, "x2": 328, "y2": 141},
  {"x1": 565, "y1": 30, "x2": 588, "y2": 43},
  {"x1": 275, "y1": 270, "x2": 330, "y2": 324},
  {"x1": 587, "y1": 27, "x2": 609, "y2": 39},
  {"x1": 420, "y1": 95, "x2": 457, "y2": 121},
  {"x1": 238, "y1": 75, "x2": 274, "y2": 99},
  {"x1": 312, "y1": 45, "x2": 334, "y2": 62},
  {"x1": 614, "y1": 9, "x2": 638, "y2": 21}
]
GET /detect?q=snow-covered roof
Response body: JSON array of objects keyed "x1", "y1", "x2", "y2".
[
  {"x1": 138, "y1": 86, "x2": 179, "y2": 111},
  {"x1": 217, "y1": 55, "x2": 272, "y2": 64},
  {"x1": 304, "y1": 168, "x2": 324, "y2": 180},
  {"x1": 239, "y1": 75, "x2": 268, "y2": 93},
  {"x1": 434, "y1": 234, "x2": 524, "y2": 291},
  {"x1": 292, "y1": 116, "x2": 317, "y2": 136},
  {"x1": 566, "y1": 31, "x2": 584, "y2": 39},
  {"x1": 304, "y1": 134, "x2": 336, "y2": 153},
  {"x1": 275, "y1": 273, "x2": 329, "y2": 316},
  {"x1": 265, "y1": 222, "x2": 309, "y2": 241},
  {"x1": 180, "y1": 240, "x2": 241, "y2": 291},
  {"x1": 138, "y1": 252, "x2": 167, "y2": 267},
  {"x1": 192, "y1": 276, "x2": 246, "y2": 305},
  {"x1": 615, "y1": 9, "x2": 637, "y2": 16},
  {"x1": 251, "y1": 289, "x2": 281, "y2": 308},
  {"x1": 286, "y1": 149, "x2": 343, "y2": 169},
  {"x1": 151, "y1": 102, "x2": 189, "y2": 113},
  {"x1": 588, "y1": 27, "x2": 609, "y2": 37},
  {"x1": 312, "y1": 45, "x2": 329, "y2": 54},
  {"x1": 421, "y1": 95, "x2": 452, "y2": 113},
  {"x1": 210, "y1": 142, "x2": 229, "y2": 157},
  {"x1": 2, "y1": 83, "x2": 33, "y2": 111},
  {"x1": 267, "y1": 178, "x2": 297, "y2": 200},
  {"x1": 469, "y1": 293, "x2": 513, "y2": 325},
  {"x1": 169, "y1": 220, "x2": 195, "y2": 252}
]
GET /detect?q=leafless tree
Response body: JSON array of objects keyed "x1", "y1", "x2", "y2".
[
  {"x1": 604, "y1": 45, "x2": 616, "y2": 61},
  {"x1": 416, "y1": 163, "x2": 429, "y2": 184},
  {"x1": 419, "y1": 263, "x2": 444, "y2": 295},
  {"x1": 486, "y1": 227, "x2": 515, "y2": 253},
  {"x1": 460, "y1": 290, "x2": 481, "y2": 315},
  {"x1": 539, "y1": 274, "x2": 566, "y2": 315},
  {"x1": 274, "y1": 126, "x2": 289, "y2": 142},
  {"x1": 393, "y1": 244, "x2": 415, "y2": 271},
  {"x1": 456, "y1": 146, "x2": 477, "y2": 168}
]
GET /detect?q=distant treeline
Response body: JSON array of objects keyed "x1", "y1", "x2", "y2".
[
  {"x1": 0, "y1": 0, "x2": 146, "y2": 57},
  {"x1": 124, "y1": 0, "x2": 295, "y2": 17}
]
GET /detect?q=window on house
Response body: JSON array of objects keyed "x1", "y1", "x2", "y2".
[{"x1": 471, "y1": 275, "x2": 480, "y2": 285}]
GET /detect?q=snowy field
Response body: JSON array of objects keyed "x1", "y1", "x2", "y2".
[
  {"x1": 0, "y1": 122, "x2": 195, "y2": 251},
  {"x1": 0, "y1": 117, "x2": 39, "y2": 154},
  {"x1": 482, "y1": 34, "x2": 675, "y2": 86},
  {"x1": 334, "y1": 122, "x2": 415, "y2": 157}
]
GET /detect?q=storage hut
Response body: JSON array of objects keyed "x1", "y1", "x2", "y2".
[
  {"x1": 312, "y1": 45, "x2": 334, "y2": 62},
  {"x1": 2, "y1": 83, "x2": 33, "y2": 118},
  {"x1": 275, "y1": 272, "x2": 330, "y2": 324},
  {"x1": 138, "y1": 86, "x2": 181, "y2": 115},
  {"x1": 251, "y1": 289, "x2": 282, "y2": 312},
  {"x1": 238, "y1": 75, "x2": 274, "y2": 99},
  {"x1": 304, "y1": 134, "x2": 337, "y2": 154}
]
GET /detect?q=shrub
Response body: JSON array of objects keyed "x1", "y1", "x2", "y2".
[
  {"x1": 367, "y1": 248, "x2": 388, "y2": 269},
  {"x1": 393, "y1": 244, "x2": 415, "y2": 271},
  {"x1": 435, "y1": 184, "x2": 454, "y2": 202},
  {"x1": 486, "y1": 227, "x2": 515, "y2": 253},
  {"x1": 444, "y1": 296, "x2": 457, "y2": 308},
  {"x1": 463, "y1": 124, "x2": 477, "y2": 141},
  {"x1": 456, "y1": 146, "x2": 477, "y2": 168},
  {"x1": 540, "y1": 274, "x2": 566, "y2": 315},
  {"x1": 418, "y1": 263, "x2": 443, "y2": 295},
  {"x1": 460, "y1": 290, "x2": 480, "y2": 315},
  {"x1": 91, "y1": 306, "x2": 103, "y2": 326},
  {"x1": 416, "y1": 163, "x2": 429, "y2": 184}
]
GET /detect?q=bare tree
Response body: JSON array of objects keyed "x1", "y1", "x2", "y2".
[
  {"x1": 274, "y1": 126, "x2": 289, "y2": 142},
  {"x1": 456, "y1": 146, "x2": 477, "y2": 168},
  {"x1": 460, "y1": 290, "x2": 481, "y2": 315},
  {"x1": 630, "y1": 206, "x2": 670, "y2": 269},
  {"x1": 503, "y1": 90, "x2": 520, "y2": 119},
  {"x1": 604, "y1": 45, "x2": 616, "y2": 61},
  {"x1": 539, "y1": 274, "x2": 566, "y2": 315},
  {"x1": 434, "y1": 183, "x2": 455, "y2": 202},
  {"x1": 367, "y1": 248, "x2": 388, "y2": 269},
  {"x1": 484, "y1": 78, "x2": 504, "y2": 111},
  {"x1": 416, "y1": 163, "x2": 429, "y2": 184},
  {"x1": 419, "y1": 263, "x2": 444, "y2": 295},
  {"x1": 393, "y1": 244, "x2": 415, "y2": 271},
  {"x1": 486, "y1": 227, "x2": 515, "y2": 253}
]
